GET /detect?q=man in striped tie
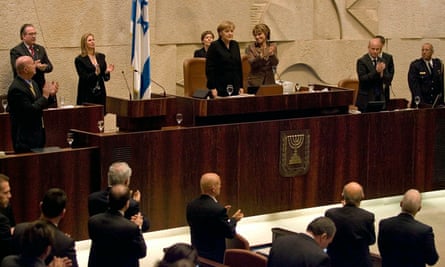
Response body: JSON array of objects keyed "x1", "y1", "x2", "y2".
[{"x1": 10, "y1": 24, "x2": 56, "y2": 107}]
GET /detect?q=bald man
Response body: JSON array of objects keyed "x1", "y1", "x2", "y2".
[
  {"x1": 186, "y1": 172, "x2": 244, "y2": 263},
  {"x1": 325, "y1": 182, "x2": 376, "y2": 267},
  {"x1": 378, "y1": 189, "x2": 439, "y2": 267},
  {"x1": 7, "y1": 56, "x2": 58, "y2": 153},
  {"x1": 356, "y1": 38, "x2": 393, "y2": 112}
]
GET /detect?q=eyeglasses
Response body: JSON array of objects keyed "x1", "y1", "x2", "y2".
[{"x1": 26, "y1": 32, "x2": 38, "y2": 36}]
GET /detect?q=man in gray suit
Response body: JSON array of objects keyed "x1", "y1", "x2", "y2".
[{"x1": 378, "y1": 189, "x2": 439, "y2": 267}]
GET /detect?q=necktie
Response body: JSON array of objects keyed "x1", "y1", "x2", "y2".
[
  {"x1": 29, "y1": 46, "x2": 35, "y2": 57},
  {"x1": 429, "y1": 62, "x2": 433, "y2": 74},
  {"x1": 373, "y1": 59, "x2": 377, "y2": 66},
  {"x1": 29, "y1": 82, "x2": 36, "y2": 97}
]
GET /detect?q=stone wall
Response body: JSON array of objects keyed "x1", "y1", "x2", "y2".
[{"x1": 0, "y1": 0, "x2": 444, "y2": 104}]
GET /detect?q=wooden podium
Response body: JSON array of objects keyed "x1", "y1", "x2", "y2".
[{"x1": 106, "y1": 95, "x2": 176, "y2": 131}]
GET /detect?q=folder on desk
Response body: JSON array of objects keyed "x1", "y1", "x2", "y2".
[{"x1": 247, "y1": 84, "x2": 283, "y2": 96}]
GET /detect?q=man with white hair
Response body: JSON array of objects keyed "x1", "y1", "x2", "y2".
[{"x1": 378, "y1": 189, "x2": 439, "y2": 267}]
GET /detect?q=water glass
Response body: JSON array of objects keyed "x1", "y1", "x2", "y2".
[
  {"x1": 295, "y1": 83, "x2": 301, "y2": 92},
  {"x1": 414, "y1": 96, "x2": 420, "y2": 109},
  {"x1": 226, "y1": 84, "x2": 234, "y2": 96},
  {"x1": 1, "y1": 99, "x2": 7, "y2": 113},
  {"x1": 66, "y1": 132, "x2": 74, "y2": 148},
  {"x1": 308, "y1": 83, "x2": 315, "y2": 92},
  {"x1": 97, "y1": 120, "x2": 104, "y2": 133},
  {"x1": 176, "y1": 113, "x2": 183, "y2": 127}
]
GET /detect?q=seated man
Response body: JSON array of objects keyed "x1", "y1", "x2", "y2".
[
  {"x1": 267, "y1": 216, "x2": 336, "y2": 267},
  {"x1": 1, "y1": 220, "x2": 66, "y2": 267},
  {"x1": 12, "y1": 188, "x2": 77, "y2": 266},
  {"x1": 88, "y1": 161, "x2": 149, "y2": 232}
]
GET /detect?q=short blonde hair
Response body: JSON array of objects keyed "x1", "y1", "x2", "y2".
[
  {"x1": 217, "y1": 21, "x2": 235, "y2": 37},
  {"x1": 252, "y1": 23, "x2": 271, "y2": 40}
]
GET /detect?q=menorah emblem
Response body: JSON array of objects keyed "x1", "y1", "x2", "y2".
[
  {"x1": 279, "y1": 130, "x2": 310, "y2": 177},
  {"x1": 287, "y1": 134, "x2": 304, "y2": 164}
]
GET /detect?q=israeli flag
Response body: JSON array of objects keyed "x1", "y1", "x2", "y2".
[{"x1": 131, "y1": 0, "x2": 151, "y2": 99}]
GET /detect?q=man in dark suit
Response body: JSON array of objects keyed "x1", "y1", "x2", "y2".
[
  {"x1": 408, "y1": 43, "x2": 444, "y2": 108},
  {"x1": 186, "y1": 172, "x2": 244, "y2": 263},
  {"x1": 1, "y1": 220, "x2": 59, "y2": 267},
  {"x1": 10, "y1": 23, "x2": 56, "y2": 107},
  {"x1": 0, "y1": 174, "x2": 15, "y2": 263},
  {"x1": 12, "y1": 188, "x2": 78, "y2": 266},
  {"x1": 356, "y1": 38, "x2": 393, "y2": 112},
  {"x1": 375, "y1": 35, "x2": 395, "y2": 103},
  {"x1": 378, "y1": 189, "x2": 439, "y2": 267},
  {"x1": 325, "y1": 182, "x2": 376, "y2": 267},
  {"x1": 88, "y1": 184, "x2": 146, "y2": 267},
  {"x1": 88, "y1": 161, "x2": 149, "y2": 232},
  {"x1": 267, "y1": 216, "x2": 336, "y2": 267},
  {"x1": 7, "y1": 56, "x2": 58, "y2": 153}
]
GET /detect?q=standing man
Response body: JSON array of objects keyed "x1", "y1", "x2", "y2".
[
  {"x1": 356, "y1": 38, "x2": 393, "y2": 112},
  {"x1": 378, "y1": 189, "x2": 439, "y2": 267},
  {"x1": 10, "y1": 23, "x2": 56, "y2": 107},
  {"x1": 325, "y1": 182, "x2": 376, "y2": 267},
  {"x1": 12, "y1": 188, "x2": 78, "y2": 266},
  {"x1": 375, "y1": 35, "x2": 395, "y2": 102},
  {"x1": 408, "y1": 43, "x2": 444, "y2": 108},
  {"x1": 186, "y1": 172, "x2": 244, "y2": 263},
  {"x1": 88, "y1": 161, "x2": 149, "y2": 232},
  {"x1": 7, "y1": 56, "x2": 58, "y2": 153},
  {"x1": 267, "y1": 216, "x2": 336, "y2": 267},
  {"x1": 88, "y1": 184, "x2": 146, "y2": 267},
  {"x1": 0, "y1": 174, "x2": 15, "y2": 263}
]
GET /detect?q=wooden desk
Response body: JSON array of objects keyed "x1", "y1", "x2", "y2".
[
  {"x1": 0, "y1": 104, "x2": 103, "y2": 152},
  {"x1": 106, "y1": 95, "x2": 177, "y2": 131},
  {"x1": 177, "y1": 86, "x2": 354, "y2": 126},
  {"x1": 72, "y1": 107, "x2": 445, "y2": 231},
  {"x1": 0, "y1": 147, "x2": 100, "y2": 240}
]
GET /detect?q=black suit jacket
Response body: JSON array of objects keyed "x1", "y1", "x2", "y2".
[
  {"x1": 356, "y1": 53, "x2": 393, "y2": 112},
  {"x1": 12, "y1": 221, "x2": 78, "y2": 267},
  {"x1": 0, "y1": 212, "x2": 13, "y2": 263},
  {"x1": 10, "y1": 42, "x2": 53, "y2": 92},
  {"x1": 186, "y1": 194, "x2": 237, "y2": 263},
  {"x1": 206, "y1": 39, "x2": 243, "y2": 96},
  {"x1": 74, "y1": 53, "x2": 110, "y2": 106},
  {"x1": 378, "y1": 213, "x2": 439, "y2": 267},
  {"x1": 7, "y1": 76, "x2": 49, "y2": 153},
  {"x1": 325, "y1": 205, "x2": 375, "y2": 267},
  {"x1": 1, "y1": 255, "x2": 46, "y2": 267},
  {"x1": 267, "y1": 233, "x2": 331, "y2": 267},
  {"x1": 88, "y1": 188, "x2": 150, "y2": 232},
  {"x1": 194, "y1": 47, "x2": 207, "y2": 58},
  {"x1": 88, "y1": 210, "x2": 146, "y2": 267},
  {"x1": 408, "y1": 58, "x2": 444, "y2": 107}
]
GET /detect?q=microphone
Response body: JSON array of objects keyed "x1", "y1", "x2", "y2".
[
  {"x1": 121, "y1": 70, "x2": 132, "y2": 100},
  {"x1": 432, "y1": 93, "x2": 442, "y2": 108},
  {"x1": 150, "y1": 79, "x2": 167, "y2": 97},
  {"x1": 133, "y1": 69, "x2": 167, "y2": 97}
]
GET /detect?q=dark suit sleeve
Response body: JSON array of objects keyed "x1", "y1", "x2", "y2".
[
  {"x1": 423, "y1": 226, "x2": 439, "y2": 265},
  {"x1": 131, "y1": 226, "x2": 147, "y2": 259},
  {"x1": 10, "y1": 48, "x2": 21, "y2": 77},
  {"x1": 357, "y1": 57, "x2": 379, "y2": 84},
  {"x1": 217, "y1": 207, "x2": 236, "y2": 239},
  {"x1": 367, "y1": 213, "x2": 376, "y2": 245},
  {"x1": 65, "y1": 238, "x2": 79, "y2": 267},
  {"x1": 408, "y1": 60, "x2": 422, "y2": 100},
  {"x1": 0, "y1": 215, "x2": 12, "y2": 260},
  {"x1": 206, "y1": 42, "x2": 218, "y2": 90},
  {"x1": 37, "y1": 45, "x2": 53, "y2": 73}
]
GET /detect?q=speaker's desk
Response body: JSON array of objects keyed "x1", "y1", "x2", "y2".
[
  {"x1": 0, "y1": 104, "x2": 103, "y2": 152},
  {"x1": 176, "y1": 86, "x2": 354, "y2": 126}
]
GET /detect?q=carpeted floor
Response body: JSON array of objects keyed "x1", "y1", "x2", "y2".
[{"x1": 75, "y1": 190, "x2": 445, "y2": 267}]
